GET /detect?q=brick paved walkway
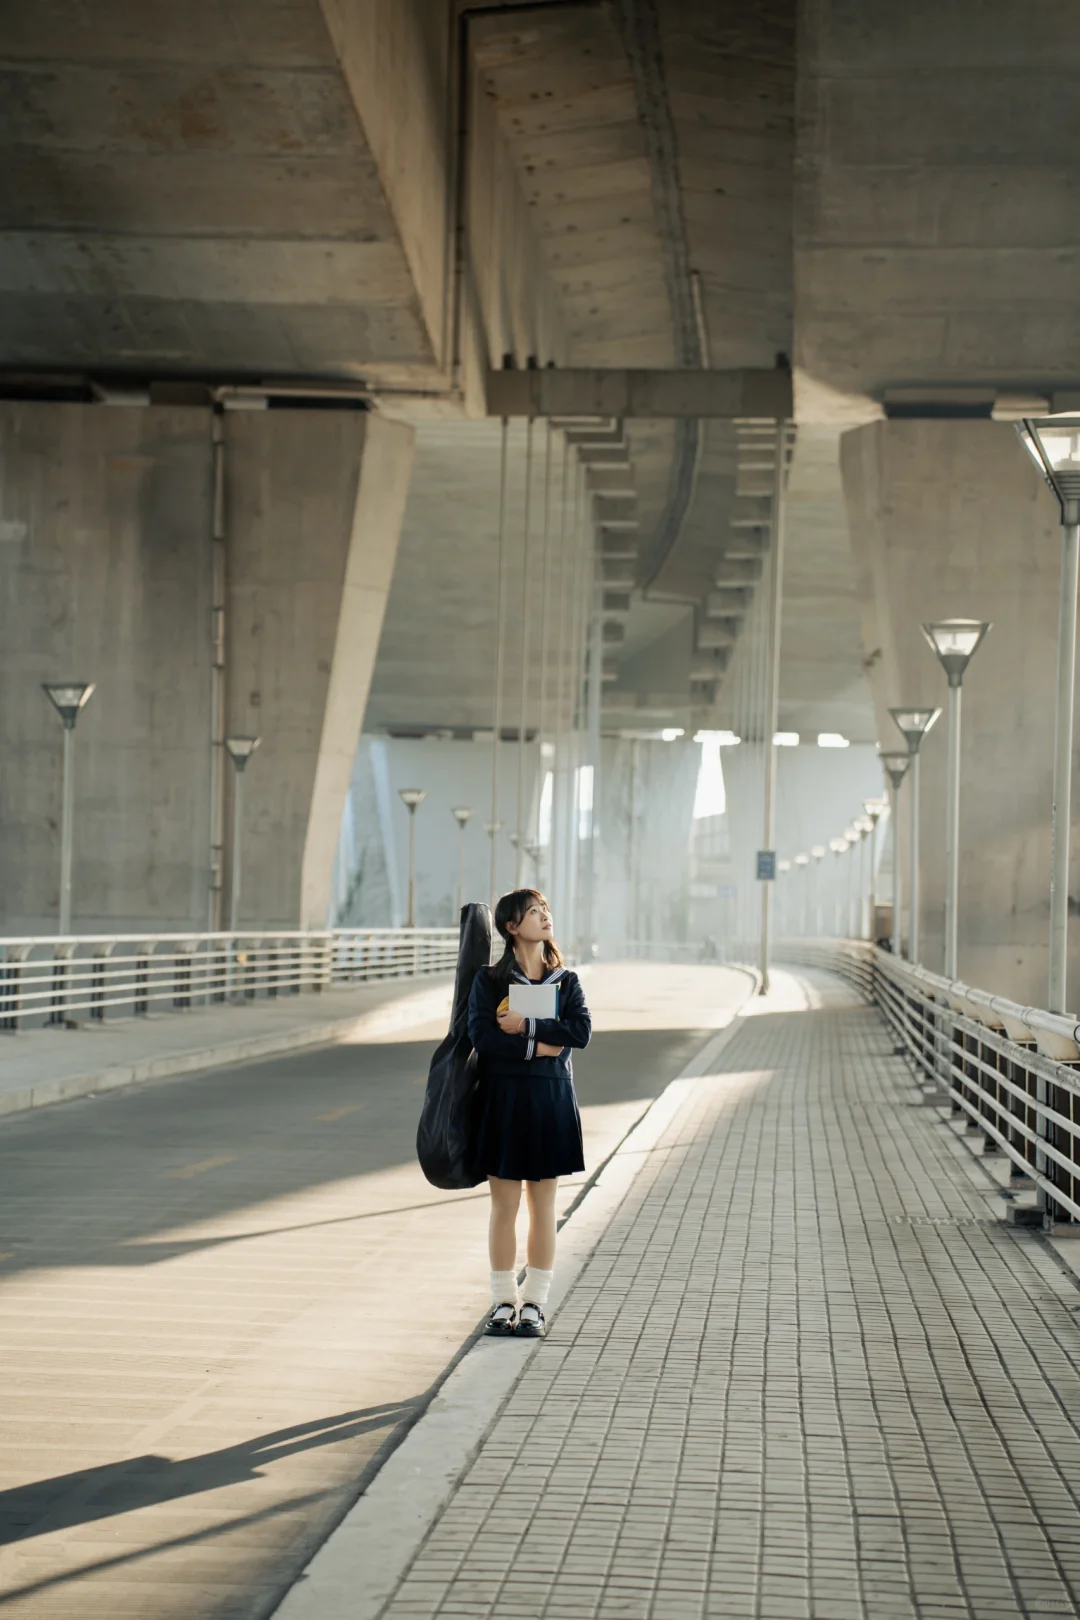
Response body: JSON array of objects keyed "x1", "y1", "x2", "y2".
[{"x1": 381, "y1": 974, "x2": 1080, "y2": 1620}]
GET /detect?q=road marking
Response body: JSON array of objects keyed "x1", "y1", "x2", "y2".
[
  {"x1": 164, "y1": 1154, "x2": 238, "y2": 1180},
  {"x1": 315, "y1": 1103, "x2": 366, "y2": 1123}
]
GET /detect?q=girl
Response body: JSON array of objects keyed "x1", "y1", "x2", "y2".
[{"x1": 467, "y1": 888, "x2": 591, "y2": 1338}]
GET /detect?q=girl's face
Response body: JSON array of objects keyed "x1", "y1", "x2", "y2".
[{"x1": 510, "y1": 898, "x2": 554, "y2": 946}]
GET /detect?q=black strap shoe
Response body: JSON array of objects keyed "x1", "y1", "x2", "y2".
[
  {"x1": 516, "y1": 1303, "x2": 546, "y2": 1338},
  {"x1": 483, "y1": 1301, "x2": 518, "y2": 1336}
]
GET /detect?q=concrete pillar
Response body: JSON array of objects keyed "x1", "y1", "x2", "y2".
[
  {"x1": 225, "y1": 411, "x2": 414, "y2": 930},
  {"x1": 0, "y1": 404, "x2": 213, "y2": 934},
  {"x1": 0, "y1": 403, "x2": 412, "y2": 935},
  {"x1": 841, "y1": 419, "x2": 1065, "y2": 1003}
]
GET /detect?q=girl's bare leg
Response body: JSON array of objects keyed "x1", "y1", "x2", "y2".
[
  {"x1": 488, "y1": 1176, "x2": 523, "y2": 1272},
  {"x1": 524, "y1": 1178, "x2": 558, "y2": 1271}
]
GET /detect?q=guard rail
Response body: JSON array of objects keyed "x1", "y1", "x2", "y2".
[
  {"x1": 0, "y1": 928, "x2": 459, "y2": 1032},
  {"x1": 779, "y1": 937, "x2": 1080, "y2": 1227}
]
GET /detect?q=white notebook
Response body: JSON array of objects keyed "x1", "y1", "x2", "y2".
[{"x1": 509, "y1": 983, "x2": 559, "y2": 1020}]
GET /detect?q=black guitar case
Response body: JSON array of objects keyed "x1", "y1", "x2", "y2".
[{"x1": 415, "y1": 901, "x2": 492, "y2": 1189}]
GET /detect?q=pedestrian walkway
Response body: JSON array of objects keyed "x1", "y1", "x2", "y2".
[{"x1": 371, "y1": 971, "x2": 1080, "y2": 1620}]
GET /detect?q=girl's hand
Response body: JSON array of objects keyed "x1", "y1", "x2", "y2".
[
  {"x1": 535, "y1": 1041, "x2": 563, "y2": 1058},
  {"x1": 497, "y1": 1009, "x2": 527, "y2": 1035}
]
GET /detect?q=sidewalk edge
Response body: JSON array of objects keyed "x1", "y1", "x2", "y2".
[{"x1": 272, "y1": 971, "x2": 758, "y2": 1620}]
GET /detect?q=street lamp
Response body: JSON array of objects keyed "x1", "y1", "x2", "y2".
[
  {"x1": 224, "y1": 736, "x2": 260, "y2": 933},
  {"x1": 398, "y1": 788, "x2": 427, "y2": 928},
  {"x1": 811, "y1": 846, "x2": 826, "y2": 936},
  {"x1": 452, "y1": 806, "x2": 473, "y2": 919},
  {"x1": 843, "y1": 826, "x2": 860, "y2": 937},
  {"x1": 921, "y1": 619, "x2": 991, "y2": 980},
  {"x1": 829, "y1": 837, "x2": 848, "y2": 935},
  {"x1": 888, "y1": 707, "x2": 941, "y2": 964},
  {"x1": 485, "y1": 821, "x2": 503, "y2": 904},
  {"x1": 879, "y1": 753, "x2": 910, "y2": 956},
  {"x1": 853, "y1": 817, "x2": 874, "y2": 939},
  {"x1": 794, "y1": 852, "x2": 810, "y2": 935},
  {"x1": 42, "y1": 682, "x2": 95, "y2": 934},
  {"x1": 862, "y1": 799, "x2": 887, "y2": 943},
  {"x1": 777, "y1": 857, "x2": 792, "y2": 937},
  {"x1": 1018, "y1": 414, "x2": 1080, "y2": 1012}
]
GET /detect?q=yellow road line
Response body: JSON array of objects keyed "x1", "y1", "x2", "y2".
[
  {"x1": 164, "y1": 1154, "x2": 238, "y2": 1180},
  {"x1": 314, "y1": 1103, "x2": 366, "y2": 1123}
]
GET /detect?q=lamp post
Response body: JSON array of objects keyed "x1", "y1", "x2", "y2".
[
  {"x1": 811, "y1": 845, "x2": 826, "y2": 936},
  {"x1": 42, "y1": 682, "x2": 95, "y2": 934},
  {"x1": 485, "y1": 821, "x2": 503, "y2": 903},
  {"x1": 224, "y1": 736, "x2": 260, "y2": 933},
  {"x1": 853, "y1": 817, "x2": 875, "y2": 939},
  {"x1": 880, "y1": 753, "x2": 910, "y2": 956},
  {"x1": 398, "y1": 788, "x2": 427, "y2": 929},
  {"x1": 777, "y1": 858, "x2": 792, "y2": 937},
  {"x1": 452, "y1": 806, "x2": 473, "y2": 918},
  {"x1": 888, "y1": 707, "x2": 941, "y2": 964},
  {"x1": 794, "y1": 852, "x2": 810, "y2": 935},
  {"x1": 921, "y1": 620, "x2": 991, "y2": 980},
  {"x1": 829, "y1": 838, "x2": 848, "y2": 934},
  {"x1": 1018, "y1": 415, "x2": 1080, "y2": 1012},
  {"x1": 863, "y1": 799, "x2": 887, "y2": 942}
]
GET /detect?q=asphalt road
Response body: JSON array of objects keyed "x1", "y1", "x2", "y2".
[{"x1": 0, "y1": 963, "x2": 750, "y2": 1620}]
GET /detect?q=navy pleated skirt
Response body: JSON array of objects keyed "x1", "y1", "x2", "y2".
[{"x1": 473, "y1": 1072, "x2": 585, "y2": 1182}]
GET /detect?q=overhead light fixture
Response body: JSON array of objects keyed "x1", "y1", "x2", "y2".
[
  {"x1": 817, "y1": 733, "x2": 850, "y2": 749},
  {"x1": 921, "y1": 619, "x2": 991, "y2": 687},
  {"x1": 1017, "y1": 414, "x2": 1080, "y2": 519},
  {"x1": 774, "y1": 731, "x2": 799, "y2": 747},
  {"x1": 660, "y1": 728, "x2": 685, "y2": 742},
  {"x1": 888, "y1": 708, "x2": 940, "y2": 751}
]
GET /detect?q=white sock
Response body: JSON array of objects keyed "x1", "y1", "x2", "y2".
[
  {"x1": 490, "y1": 1269, "x2": 518, "y2": 1308},
  {"x1": 522, "y1": 1266, "x2": 553, "y2": 1308}
]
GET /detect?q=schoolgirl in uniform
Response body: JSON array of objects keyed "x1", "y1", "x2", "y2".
[{"x1": 467, "y1": 888, "x2": 591, "y2": 1338}]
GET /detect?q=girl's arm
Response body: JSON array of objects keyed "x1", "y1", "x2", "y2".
[
  {"x1": 525, "y1": 974, "x2": 592, "y2": 1052},
  {"x1": 467, "y1": 971, "x2": 529, "y2": 1057}
]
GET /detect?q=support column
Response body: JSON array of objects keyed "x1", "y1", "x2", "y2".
[
  {"x1": 225, "y1": 410, "x2": 414, "y2": 931},
  {"x1": 841, "y1": 419, "x2": 1064, "y2": 1003}
]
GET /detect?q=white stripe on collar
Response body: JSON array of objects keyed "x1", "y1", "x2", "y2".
[{"x1": 510, "y1": 962, "x2": 568, "y2": 986}]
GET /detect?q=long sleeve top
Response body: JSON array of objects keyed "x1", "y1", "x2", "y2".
[{"x1": 467, "y1": 963, "x2": 591, "y2": 1081}]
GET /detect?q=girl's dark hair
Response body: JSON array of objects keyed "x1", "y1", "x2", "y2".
[{"x1": 490, "y1": 888, "x2": 563, "y2": 984}]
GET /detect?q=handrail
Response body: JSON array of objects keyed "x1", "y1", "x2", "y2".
[
  {"x1": 0, "y1": 927, "x2": 459, "y2": 1032},
  {"x1": 779, "y1": 936, "x2": 1080, "y2": 1228}
]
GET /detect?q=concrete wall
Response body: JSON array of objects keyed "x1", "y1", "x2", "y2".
[
  {"x1": 0, "y1": 403, "x2": 411, "y2": 935},
  {"x1": 841, "y1": 419, "x2": 1067, "y2": 1003}
]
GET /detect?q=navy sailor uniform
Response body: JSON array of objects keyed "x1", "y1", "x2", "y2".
[{"x1": 467, "y1": 962, "x2": 590, "y2": 1182}]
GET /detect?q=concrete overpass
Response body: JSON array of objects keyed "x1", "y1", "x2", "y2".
[{"x1": 2, "y1": 0, "x2": 1079, "y2": 1001}]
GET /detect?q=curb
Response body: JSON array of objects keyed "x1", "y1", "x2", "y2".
[{"x1": 273, "y1": 970, "x2": 758, "y2": 1620}]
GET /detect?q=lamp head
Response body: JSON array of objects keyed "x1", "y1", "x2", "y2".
[
  {"x1": 224, "y1": 735, "x2": 260, "y2": 770},
  {"x1": 888, "y1": 706, "x2": 941, "y2": 754},
  {"x1": 1018, "y1": 414, "x2": 1080, "y2": 522},
  {"x1": 921, "y1": 619, "x2": 991, "y2": 687},
  {"x1": 398, "y1": 788, "x2": 426, "y2": 810},
  {"x1": 829, "y1": 838, "x2": 848, "y2": 855},
  {"x1": 452, "y1": 806, "x2": 473, "y2": 827},
  {"x1": 811, "y1": 845, "x2": 826, "y2": 861},
  {"x1": 794, "y1": 853, "x2": 811, "y2": 867},
  {"x1": 485, "y1": 820, "x2": 503, "y2": 836},
  {"x1": 879, "y1": 750, "x2": 910, "y2": 792},
  {"x1": 862, "y1": 798, "x2": 887, "y2": 822},
  {"x1": 42, "y1": 682, "x2": 95, "y2": 728},
  {"x1": 777, "y1": 859, "x2": 792, "y2": 874}
]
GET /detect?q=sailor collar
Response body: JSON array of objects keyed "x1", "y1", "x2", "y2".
[{"x1": 509, "y1": 962, "x2": 567, "y2": 987}]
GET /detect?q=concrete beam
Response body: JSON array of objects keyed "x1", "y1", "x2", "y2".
[{"x1": 485, "y1": 368, "x2": 793, "y2": 420}]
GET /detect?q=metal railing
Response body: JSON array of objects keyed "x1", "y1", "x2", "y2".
[
  {"x1": 778, "y1": 937, "x2": 1080, "y2": 1227},
  {"x1": 0, "y1": 928, "x2": 458, "y2": 1032}
]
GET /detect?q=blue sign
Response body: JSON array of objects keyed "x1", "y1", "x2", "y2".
[{"x1": 756, "y1": 850, "x2": 777, "y2": 881}]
